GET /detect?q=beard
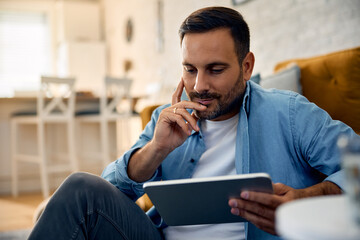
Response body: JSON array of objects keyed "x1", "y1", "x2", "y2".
[{"x1": 188, "y1": 71, "x2": 246, "y2": 120}]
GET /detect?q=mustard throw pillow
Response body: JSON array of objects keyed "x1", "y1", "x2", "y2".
[{"x1": 275, "y1": 47, "x2": 360, "y2": 134}]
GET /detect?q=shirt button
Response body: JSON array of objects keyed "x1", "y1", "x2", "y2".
[{"x1": 190, "y1": 159, "x2": 195, "y2": 163}]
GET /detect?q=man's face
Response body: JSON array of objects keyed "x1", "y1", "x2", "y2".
[{"x1": 181, "y1": 28, "x2": 247, "y2": 121}]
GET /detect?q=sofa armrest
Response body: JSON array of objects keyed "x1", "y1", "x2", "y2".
[{"x1": 275, "y1": 47, "x2": 360, "y2": 134}]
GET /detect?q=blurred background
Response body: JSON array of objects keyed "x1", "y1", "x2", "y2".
[{"x1": 1, "y1": 0, "x2": 359, "y2": 103}]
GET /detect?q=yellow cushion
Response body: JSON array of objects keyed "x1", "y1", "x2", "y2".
[
  {"x1": 139, "y1": 104, "x2": 162, "y2": 129},
  {"x1": 275, "y1": 47, "x2": 360, "y2": 134}
]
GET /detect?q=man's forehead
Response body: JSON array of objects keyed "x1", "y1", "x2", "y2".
[
  {"x1": 181, "y1": 29, "x2": 237, "y2": 66},
  {"x1": 181, "y1": 28, "x2": 233, "y2": 47}
]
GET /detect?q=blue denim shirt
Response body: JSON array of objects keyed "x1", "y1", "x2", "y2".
[{"x1": 102, "y1": 81, "x2": 356, "y2": 240}]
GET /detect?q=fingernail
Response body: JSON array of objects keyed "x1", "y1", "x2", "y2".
[
  {"x1": 231, "y1": 208, "x2": 239, "y2": 215},
  {"x1": 241, "y1": 191, "x2": 249, "y2": 199},
  {"x1": 229, "y1": 199, "x2": 237, "y2": 207}
]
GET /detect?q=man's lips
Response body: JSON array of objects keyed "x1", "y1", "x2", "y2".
[{"x1": 196, "y1": 99, "x2": 213, "y2": 106}]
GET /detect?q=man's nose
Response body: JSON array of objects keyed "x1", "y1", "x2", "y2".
[{"x1": 194, "y1": 71, "x2": 210, "y2": 93}]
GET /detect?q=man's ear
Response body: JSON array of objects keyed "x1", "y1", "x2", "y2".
[{"x1": 242, "y1": 52, "x2": 255, "y2": 81}]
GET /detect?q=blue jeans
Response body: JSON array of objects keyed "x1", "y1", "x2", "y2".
[{"x1": 29, "y1": 172, "x2": 163, "y2": 240}]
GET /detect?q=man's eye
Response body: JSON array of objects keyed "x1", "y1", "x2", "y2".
[
  {"x1": 184, "y1": 67, "x2": 196, "y2": 74},
  {"x1": 210, "y1": 68, "x2": 225, "y2": 74}
]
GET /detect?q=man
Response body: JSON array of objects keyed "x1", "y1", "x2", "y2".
[{"x1": 29, "y1": 6, "x2": 357, "y2": 240}]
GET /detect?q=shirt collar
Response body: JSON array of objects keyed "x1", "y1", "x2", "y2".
[{"x1": 242, "y1": 81, "x2": 251, "y2": 115}]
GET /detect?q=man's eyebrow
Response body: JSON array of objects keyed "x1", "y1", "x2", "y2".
[
  {"x1": 182, "y1": 62, "x2": 229, "y2": 67},
  {"x1": 182, "y1": 62, "x2": 193, "y2": 66}
]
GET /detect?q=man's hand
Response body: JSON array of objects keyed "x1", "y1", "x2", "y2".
[
  {"x1": 228, "y1": 181, "x2": 342, "y2": 235},
  {"x1": 127, "y1": 79, "x2": 206, "y2": 182},
  {"x1": 151, "y1": 79, "x2": 206, "y2": 153}
]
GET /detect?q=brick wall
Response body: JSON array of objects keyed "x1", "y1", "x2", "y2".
[{"x1": 239, "y1": 0, "x2": 360, "y2": 76}]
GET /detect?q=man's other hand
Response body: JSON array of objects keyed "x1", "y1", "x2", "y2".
[{"x1": 228, "y1": 181, "x2": 341, "y2": 235}]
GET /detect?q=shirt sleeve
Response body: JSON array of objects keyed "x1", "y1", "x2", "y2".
[
  {"x1": 291, "y1": 94, "x2": 357, "y2": 190},
  {"x1": 101, "y1": 104, "x2": 168, "y2": 200}
]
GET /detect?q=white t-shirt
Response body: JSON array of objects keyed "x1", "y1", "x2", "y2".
[{"x1": 163, "y1": 114, "x2": 245, "y2": 240}]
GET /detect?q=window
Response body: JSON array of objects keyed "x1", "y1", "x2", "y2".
[{"x1": 0, "y1": 10, "x2": 51, "y2": 97}]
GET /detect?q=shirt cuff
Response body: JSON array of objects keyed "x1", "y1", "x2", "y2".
[{"x1": 323, "y1": 169, "x2": 344, "y2": 190}]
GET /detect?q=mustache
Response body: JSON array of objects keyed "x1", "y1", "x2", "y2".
[{"x1": 188, "y1": 91, "x2": 221, "y2": 100}]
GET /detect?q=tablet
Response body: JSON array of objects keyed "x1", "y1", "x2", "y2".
[{"x1": 143, "y1": 173, "x2": 273, "y2": 226}]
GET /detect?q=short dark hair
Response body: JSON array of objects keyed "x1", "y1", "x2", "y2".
[{"x1": 179, "y1": 6, "x2": 250, "y2": 64}]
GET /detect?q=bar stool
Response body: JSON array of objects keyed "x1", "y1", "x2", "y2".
[
  {"x1": 11, "y1": 76, "x2": 77, "y2": 198},
  {"x1": 75, "y1": 76, "x2": 134, "y2": 169}
]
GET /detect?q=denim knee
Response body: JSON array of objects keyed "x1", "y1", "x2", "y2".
[
  {"x1": 62, "y1": 172, "x2": 97, "y2": 191},
  {"x1": 58, "y1": 172, "x2": 114, "y2": 198}
]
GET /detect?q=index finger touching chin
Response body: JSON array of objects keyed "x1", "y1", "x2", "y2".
[{"x1": 172, "y1": 78, "x2": 185, "y2": 105}]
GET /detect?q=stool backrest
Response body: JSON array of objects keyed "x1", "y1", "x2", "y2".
[
  {"x1": 38, "y1": 76, "x2": 76, "y2": 120},
  {"x1": 101, "y1": 76, "x2": 132, "y2": 117}
]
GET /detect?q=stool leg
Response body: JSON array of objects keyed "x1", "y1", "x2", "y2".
[
  {"x1": 116, "y1": 119, "x2": 123, "y2": 155},
  {"x1": 100, "y1": 119, "x2": 110, "y2": 169},
  {"x1": 38, "y1": 122, "x2": 50, "y2": 198},
  {"x1": 67, "y1": 120, "x2": 78, "y2": 172},
  {"x1": 74, "y1": 120, "x2": 82, "y2": 171},
  {"x1": 11, "y1": 120, "x2": 19, "y2": 197},
  {"x1": 115, "y1": 119, "x2": 124, "y2": 156},
  {"x1": 121, "y1": 117, "x2": 131, "y2": 153}
]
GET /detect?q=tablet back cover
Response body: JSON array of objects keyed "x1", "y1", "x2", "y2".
[{"x1": 143, "y1": 173, "x2": 273, "y2": 226}]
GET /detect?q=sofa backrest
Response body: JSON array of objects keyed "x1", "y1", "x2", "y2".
[{"x1": 275, "y1": 47, "x2": 360, "y2": 134}]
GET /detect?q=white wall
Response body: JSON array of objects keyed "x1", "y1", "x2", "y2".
[
  {"x1": 56, "y1": 0, "x2": 101, "y2": 42},
  {"x1": 103, "y1": 0, "x2": 360, "y2": 109},
  {"x1": 243, "y1": 0, "x2": 360, "y2": 76},
  {"x1": 103, "y1": 0, "x2": 235, "y2": 106}
]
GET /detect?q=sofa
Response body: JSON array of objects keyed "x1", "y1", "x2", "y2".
[{"x1": 273, "y1": 46, "x2": 360, "y2": 134}]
